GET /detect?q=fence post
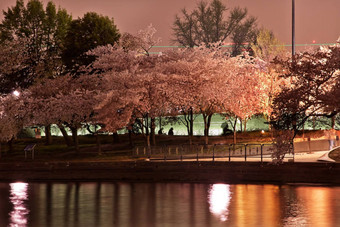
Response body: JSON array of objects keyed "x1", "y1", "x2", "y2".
[
  {"x1": 291, "y1": 142, "x2": 295, "y2": 162},
  {"x1": 196, "y1": 145, "x2": 199, "y2": 162},
  {"x1": 213, "y1": 144, "x2": 215, "y2": 162},
  {"x1": 261, "y1": 144, "x2": 264, "y2": 163},
  {"x1": 228, "y1": 145, "x2": 231, "y2": 162},
  {"x1": 244, "y1": 144, "x2": 247, "y2": 162}
]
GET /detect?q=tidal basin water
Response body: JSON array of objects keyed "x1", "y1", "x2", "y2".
[{"x1": 0, "y1": 182, "x2": 339, "y2": 227}]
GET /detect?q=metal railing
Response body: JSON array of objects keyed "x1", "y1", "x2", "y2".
[{"x1": 132, "y1": 143, "x2": 294, "y2": 162}]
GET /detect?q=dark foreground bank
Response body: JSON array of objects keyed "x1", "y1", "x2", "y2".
[{"x1": 0, "y1": 161, "x2": 339, "y2": 185}]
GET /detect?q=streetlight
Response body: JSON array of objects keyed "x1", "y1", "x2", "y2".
[
  {"x1": 292, "y1": 0, "x2": 295, "y2": 57},
  {"x1": 12, "y1": 90, "x2": 20, "y2": 97}
]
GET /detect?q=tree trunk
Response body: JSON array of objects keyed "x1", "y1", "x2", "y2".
[
  {"x1": 189, "y1": 108, "x2": 194, "y2": 145},
  {"x1": 203, "y1": 113, "x2": 208, "y2": 144},
  {"x1": 202, "y1": 113, "x2": 213, "y2": 146},
  {"x1": 8, "y1": 138, "x2": 14, "y2": 153},
  {"x1": 58, "y1": 124, "x2": 73, "y2": 147},
  {"x1": 233, "y1": 118, "x2": 237, "y2": 145},
  {"x1": 151, "y1": 117, "x2": 156, "y2": 146},
  {"x1": 144, "y1": 114, "x2": 151, "y2": 147},
  {"x1": 96, "y1": 133, "x2": 102, "y2": 155},
  {"x1": 206, "y1": 114, "x2": 212, "y2": 144},
  {"x1": 45, "y1": 124, "x2": 52, "y2": 145},
  {"x1": 146, "y1": 135, "x2": 151, "y2": 147},
  {"x1": 112, "y1": 132, "x2": 120, "y2": 144},
  {"x1": 244, "y1": 119, "x2": 247, "y2": 132},
  {"x1": 71, "y1": 127, "x2": 79, "y2": 153},
  {"x1": 140, "y1": 120, "x2": 145, "y2": 136},
  {"x1": 331, "y1": 116, "x2": 335, "y2": 129},
  {"x1": 302, "y1": 123, "x2": 305, "y2": 140}
]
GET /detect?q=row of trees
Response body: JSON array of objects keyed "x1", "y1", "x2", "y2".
[
  {"x1": 3, "y1": 36, "x2": 338, "y2": 157},
  {"x1": 0, "y1": 25, "x2": 275, "y2": 152},
  {"x1": 1, "y1": 0, "x2": 339, "y2": 162}
]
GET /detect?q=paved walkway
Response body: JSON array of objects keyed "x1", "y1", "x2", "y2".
[
  {"x1": 295, "y1": 150, "x2": 332, "y2": 162},
  {"x1": 153, "y1": 150, "x2": 336, "y2": 163}
]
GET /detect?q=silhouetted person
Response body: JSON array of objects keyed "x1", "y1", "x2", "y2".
[
  {"x1": 222, "y1": 124, "x2": 232, "y2": 136},
  {"x1": 158, "y1": 128, "x2": 164, "y2": 135},
  {"x1": 168, "y1": 127, "x2": 174, "y2": 136}
]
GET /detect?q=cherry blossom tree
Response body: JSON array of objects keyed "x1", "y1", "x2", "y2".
[
  {"x1": 88, "y1": 25, "x2": 162, "y2": 146},
  {"x1": 0, "y1": 94, "x2": 24, "y2": 153},
  {"x1": 0, "y1": 38, "x2": 31, "y2": 94},
  {"x1": 157, "y1": 47, "x2": 269, "y2": 145},
  {"x1": 93, "y1": 56, "x2": 169, "y2": 147},
  {"x1": 88, "y1": 28, "x2": 270, "y2": 147},
  {"x1": 272, "y1": 43, "x2": 340, "y2": 137},
  {"x1": 271, "y1": 41, "x2": 340, "y2": 161},
  {"x1": 22, "y1": 75, "x2": 100, "y2": 152},
  {"x1": 136, "y1": 24, "x2": 161, "y2": 55},
  {"x1": 155, "y1": 48, "x2": 204, "y2": 145}
]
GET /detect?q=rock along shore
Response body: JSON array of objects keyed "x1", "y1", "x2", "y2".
[{"x1": 0, "y1": 161, "x2": 339, "y2": 185}]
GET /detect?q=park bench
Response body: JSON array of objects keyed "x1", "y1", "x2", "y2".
[{"x1": 24, "y1": 144, "x2": 36, "y2": 160}]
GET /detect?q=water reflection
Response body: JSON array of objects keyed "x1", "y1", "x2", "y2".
[
  {"x1": 9, "y1": 182, "x2": 29, "y2": 227},
  {"x1": 0, "y1": 182, "x2": 338, "y2": 227},
  {"x1": 208, "y1": 184, "x2": 231, "y2": 222},
  {"x1": 280, "y1": 186, "x2": 308, "y2": 227}
]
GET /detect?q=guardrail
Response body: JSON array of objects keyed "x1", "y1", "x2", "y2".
[{"x1": 132, "y1": 143, "x2": 294, "y2": 162}]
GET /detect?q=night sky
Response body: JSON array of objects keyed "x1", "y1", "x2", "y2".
[{"x1": 1, "y1": 0, "x2": 339, "y2": 47}]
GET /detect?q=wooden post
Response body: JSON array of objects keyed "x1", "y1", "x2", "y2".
[
  {"x1": 212, "y1": 144, "x2": 215, "y2": 162},
  {"x1": 244, "y1": 144, "x2": 247, "y2": 162},
  {"x1": 228, "y1": 145, "x2": 231, "y2": 162}
]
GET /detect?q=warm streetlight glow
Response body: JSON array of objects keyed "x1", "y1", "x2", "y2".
[{"x1": 12, "y1": 90, "x2": 20, "y2": 97}]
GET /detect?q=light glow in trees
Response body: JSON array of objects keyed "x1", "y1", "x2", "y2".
[
  {"x1": 271, "y1": 41, "x2": 340, "y2": 162},
  {"x1": 273, "y1": 43, "x2": 340, "y2": 134},
  {"x1": 90, "y1": 42, "x2": 269, "y2": 146},
  {"x1": 21, "y1": 75, "x2": 100, "y2": 152},
  {"x1": 0, "y1": 95, "x2": 23, "y2": 153}
]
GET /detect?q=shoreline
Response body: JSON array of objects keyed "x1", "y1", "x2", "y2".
[{"x1": 0, "y1": 161, "x2": 339, "y2": 185}]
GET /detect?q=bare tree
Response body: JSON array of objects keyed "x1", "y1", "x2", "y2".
[{"x1": 172, "y1": 0, "x2": 257, "y2": 55}]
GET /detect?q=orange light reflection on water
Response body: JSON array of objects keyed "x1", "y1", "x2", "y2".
[
  {"x1": 296, "y1": 187, "x2": 334, "y2": 227},
  {"x1": 9, "y1": 182, "x2": 29, "y2": 227}
]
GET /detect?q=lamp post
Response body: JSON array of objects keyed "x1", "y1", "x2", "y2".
[{"x1": 292, "y1": 0, "x2": 295, "y2": 57}]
